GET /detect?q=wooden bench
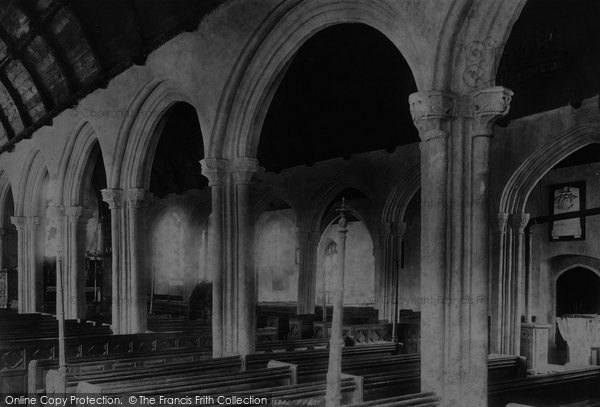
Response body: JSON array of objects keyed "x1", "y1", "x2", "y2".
[
  {"x1": 488, "y1": 366, "x2": 600, "y2": 407},
  {"x1": 1, "y1": 331, "x2": 211, "y2": 394},
  {"x1": 47, "y1": 355, "x2": 242, "y2": 394},
  {"x1": 28, "y1": 348, "x2": 215, "y2": 394},
  {"x1": 347, "y1": 391, "x2": 440, "y2": 407},
  {"x1": 254, "y1": 338, "x2": 330, "y2": 353},
  {"x1": 75, "y1": 361, "x2": 298, "y2": 405},
  {"x1": 183, "y1": 374, "x2": 362, "y2": 407},
  {"x1": 246, "y1": 342, "x2": 398, "y2": 370}
]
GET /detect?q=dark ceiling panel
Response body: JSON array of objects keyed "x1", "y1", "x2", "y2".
[{"x1": 0, "y1": 0, "x2": 225, "y2": 153}]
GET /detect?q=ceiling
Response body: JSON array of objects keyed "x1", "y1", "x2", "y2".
[
  {"x1": 0, "y1": 0, "x2": 223, "y2": 153},
  {"x1": 498, "y1": 0, "x2": 600, "y2": 120}
]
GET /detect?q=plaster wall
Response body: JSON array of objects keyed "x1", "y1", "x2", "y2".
[
  {"x1": 398, "y1": 193, "x2": 421, "y2": 312},
  {"x1": 146, "y1": 191, "x2": 209, "y2": 300},
  {"x1": 254, "y1": 208, "x2": 299, "y2": 303},
  {"x1": 315, "y1": 220, "x2": 375, "y2": 305}
]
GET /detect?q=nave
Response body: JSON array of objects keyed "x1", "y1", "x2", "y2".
[{"x1": 2, "y1": 0, "x2": 600, "y2": 406}]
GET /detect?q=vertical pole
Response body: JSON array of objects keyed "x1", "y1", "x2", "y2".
[
  {"x1": 56, "y1": 251, "x2": 67, "y2": 393},
  {"x1": 326, "y1": 198, "x2": 348, "y2": 407}
]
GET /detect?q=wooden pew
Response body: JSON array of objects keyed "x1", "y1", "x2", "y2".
[
  {"x1": 198, "y1": 374, "x2": 363, "y2": 407},
  {"x1": 342, "y1": 355, "x2": 526, "y2": 401},
  {"x1": 29, "y1": 348, "x2": 214, "y2": 394},
  {"x1": 75, "y1": 362, "x2": 298, "y2": 404},
  {"x1": 246, "y1": 342, "x2": 398, "y2": 370},
  {"x1": 147, "y1": 316, "x2": 210, "y2": 333},
  {"x1": 1, "y1": 331, "x2": 211, "y2": 394},
  {"x1": 254, "y1": 338, "x2": 330, "y2": 353},
  {"x1": 47, "y1": 356, "x2": 242, "y2": 394},
  {"x1": 347, "y1": 392, "x2": 441, "y2": 407},
  {"x1": 488, "y1": 366, "x2": 600, "y2": 407}
]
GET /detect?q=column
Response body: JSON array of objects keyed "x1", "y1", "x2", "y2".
[
  {"x1": 232, "y1": 157, "x2": 260, "y2": 356},
  {"x1": 492, "y1": 212, "x2": 509, "y2": 354},
  {"x1": 201, "y1": 158, "x2": 228, "y2": 357},
  {"x1": 66, "y1": 206, "x2": 89, "y2": 319},
  {"x1": 11, "y1": 216, "x2": 27, "y2": 313},
  {"x1": 410, "y1": 86, "x2": 512, "y2": 406},
  {"x1": 392, "y1": 222, "x2": 406, "y2": 335},
  {"x1": 510, "y1": 213, "x2": 529, "y2": 354},
  {"x1": 126, "y1": 188, "x2": 147, "y2": 333},
  {"x1": 101, "y1": 189, "x2": 124, "y2": 334},
  {"x1": 28, "y1": 216, "x2": 42, "y2": 312},
  {"x1": 296, "y1": 229, "x2": 320, "y2": 315}
]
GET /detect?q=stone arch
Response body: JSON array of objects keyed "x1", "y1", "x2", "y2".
[
  {"x1": 17, "y1": 150, "x2": 50, "y2": 217},
  {"x1": 298, "y1": 173, "x2": 373, "y2": 234},
  {"x1": 499, "y1": 124, "x2": 600, "y2": 215},
  {"x1": 57, "y1": 122, "x2": 105, "y2": 207},
  {"x1": 210, "y1": 0, "x2": 422, "y2": 160},
  {"x1": 0, "y1": 174, "x2": 13, "y2": 227},
  {"x1": 252, "y1": 184, "x2": 295, "y2": 222},
  {"x1": 112, "y1": 78, "x2": 200, "y2": 190},
  {"x1": 381, "y1": 163, "x2": 420, "y2": 223},
  {"x1": 439, "y1": 0, "x2": 526, "y2": 92}
]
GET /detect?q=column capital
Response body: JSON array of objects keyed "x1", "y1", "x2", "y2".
[
  {"x1": 511, "y1": 213, "x2": 530, "y2": 234},
  {"x1": 409, "y1": 90, "x2": 455, "y2": 141},
  {"x1": 101, "y1": 189, "x2": 123, "y2": 209},
  {"x1": 200, "y1": 158, "x2": 229, "y2": 186},
  {"x1": 66, "y1": 205, "x2": 87, "y2": 223},
  {"x1": 126, "y1": 188, "x2": 146, "y2": 209},
  {"x1": 464, "y1": 86, "x2": 513, "y2": 136},
  {"x1": 10, "y1": 216, "x2": 26, "y2": 230},
  {"x1": 232, "y1": 157, "x2": 261, "y2": 185},
  {"x1": 496, "y1": 212, "x2": 509, "y2": 234}
]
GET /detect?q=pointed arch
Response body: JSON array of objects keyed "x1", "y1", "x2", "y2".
[
  {"x1": 111, "y1": 78, "x2": 202, "y2": 190},
  {"x1": 381, "y1": 163, "x2": 421, "y2": 223},
  {"x1": 210, "y1": 0, "x2": 422, "y2": 160},
  {"x1": 499, "y1": 124, "x2": 600, "y2": 214}
]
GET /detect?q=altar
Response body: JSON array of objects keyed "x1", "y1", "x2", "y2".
[{"x1": 557, "y1": 315, "x2": 600, "y2": 365}]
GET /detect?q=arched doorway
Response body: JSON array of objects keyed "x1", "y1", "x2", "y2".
[{"x1": 556, "y1": 267, "x2": 600, "y2": 317}]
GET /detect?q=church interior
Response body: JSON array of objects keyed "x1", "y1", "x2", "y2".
[{"x1": 1, "y1": 0, "x2": 600, "y2": 406}]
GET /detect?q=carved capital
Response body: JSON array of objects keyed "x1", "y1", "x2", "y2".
[
  {"x1": 126, "y1": 188, "x2": 146, "y2": 209},
  {"x1": 66, "y1": 206, "x2": 85, "y2": 223},
  {"x1": 467, "y1": 86, "x2": 513, "y2": 136},
  {"x1": 409, "y1": 91, "x2": 455, "y2": 141},
  {"x1": 10, "y1": 216, "x2": 26, "y2": 230},
  {"x1": 101, "y1": 189, "x2": 123, "y2": 209},
  {"x1": 200, "y1": 158, "x2": 229, "y2": 187},
  {"x1": 511, "y1": 213, "x2": 530, "y2": 234},
  {"x1": 496, "y1": 212, "x2": 509, "y2": 234},
  {"x1": 233, "y1": 157, "x2": 261, "y2": 185}
]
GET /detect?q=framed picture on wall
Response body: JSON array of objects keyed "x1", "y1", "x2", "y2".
[{"x1": 549, "y1": 181, "x2": 586, "y2": 241}]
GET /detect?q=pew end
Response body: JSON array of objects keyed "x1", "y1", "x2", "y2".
[
  {"x1": 341, "y1": 373, "x2": 364, "y2": 404},
  {"x1": 267, "y1": 360, "x2": 298, "y2": 385}
]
